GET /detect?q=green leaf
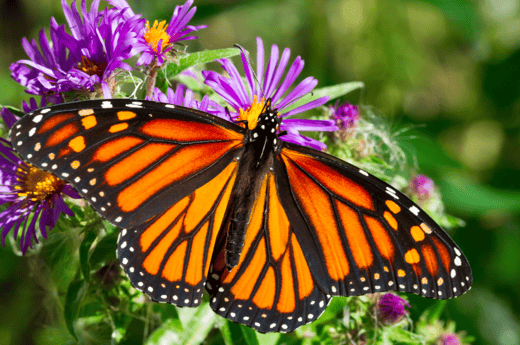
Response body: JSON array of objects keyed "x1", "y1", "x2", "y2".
[
  {"x1": 386, "y1": 326, "x2": 423, "y2": 344},
  {"x1": 89, "y1": 230, "x2": 118, "y2": 268},
  {"x1": 64, "y1": 279, "x2": 88, "y2": 341},
  {"x1": 421, "y1": 300, "x2": 447, "y2": 324},
  {"x1": 41, "y1": 229, "x2": 80, "y2": 293},
  {"x1": 79, "y1": 229, "x2": 98, "y2": 283},
  {"x1": 0, "y1": 105, "x2": 24, "y2": 117},
  {"x1": 282, "y1": 81, "x2": 364, "y2": 113},
  {"x1": 221, "y1": 320, "x2": 259, "y2": 345},
  {"x1": 255, "y1": 332, "x2": 282, "y2": 345},
  {"x1": 146, "y1": 304, "x2": 215, "y2": 345},
  {"x1": 441, "y1": 173, "x2": 520, "y2": 215},
  {"x1": 165, "y1": 48, "x2": 241, "y2": 79}
]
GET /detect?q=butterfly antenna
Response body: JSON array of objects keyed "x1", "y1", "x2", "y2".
[{"x1": 234, "y1": 44, "x2": 266, "y2": 101}]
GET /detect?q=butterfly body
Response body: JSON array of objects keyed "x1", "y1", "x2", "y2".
[
  {"x1": 10, "y1": 99, "x2": 472, "y2": 333},
  {"x1": 225, "y1": 105, "x2": 282, "y2": 269}
]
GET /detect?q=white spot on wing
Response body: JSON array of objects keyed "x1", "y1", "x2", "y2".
[
  {"x1": 454, "y1": 257, "x2": 462, "y2": 266},
  {"x1": 359, "y1": 169, "x2": 369, "y2": 176},
  {"x1": 125, "y1": 103, "x2": 142, "y2": 108},
  {"x1": 409, "y1": 206, "x2": 420, "y2": 216}
]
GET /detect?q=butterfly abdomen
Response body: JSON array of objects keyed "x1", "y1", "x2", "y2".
[{"x1": 225, "y1": 124, "x2": 277, "y2": 269}]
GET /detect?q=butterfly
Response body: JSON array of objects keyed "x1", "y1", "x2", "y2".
[{"x1": 10, "y1": 99, "x2": 472, "y2": 333}]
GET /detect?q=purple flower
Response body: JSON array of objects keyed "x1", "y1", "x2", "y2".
[
  {"x1": 376, "y1": 293, "x2": 410, "y2": 324},
  {"x1": 410, "y1": 174, "x2": 435, "y2": 200},
  {"x1": 203, "y1": 37, "x2": 337, "y2": 150},
  {"x1": 438, "y1": 333, "x2": 461, "y2": 345},
  {"x1": 10, "y1": 0, "x2": 144, "y2": 98},
  {"x1": 330, "y1": 101, "x2": 359, "y2": 130},
  {"x1": 147, "y1": 85, "x2": 226, "y2": 118},
  {"x1": 0, "y1": 109, "x2": 81, "y2": 254},
  {"x1": 110, "y1": 0, "x2": 207, "y2": 66},
  {"x1": 9, "y1": 19, "x2": 76, "y2": 96}
]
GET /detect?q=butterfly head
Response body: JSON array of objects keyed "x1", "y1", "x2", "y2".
[{"x1": 248, "y1": 99, "x2": 281, "y2": 141}]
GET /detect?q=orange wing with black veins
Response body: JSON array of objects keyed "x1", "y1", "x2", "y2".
[
  {"x1": 12, "y1": 99, "x2": 246, "y2": 306},
  {"x1": 277, "y1": 145, "x2": 472, "y2": 300},
  {"x1": 206, "y1": 170, "x2": 331, "y2": 333}
]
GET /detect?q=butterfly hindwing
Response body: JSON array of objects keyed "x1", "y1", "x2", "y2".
[
  {"x1": 117, "y1": 160, "x2": 239, "y2": 306},
  {"x1": 278, "y1": 144, "x2": 472, "y2": 299},
  {"x1": 206, "y1": 168, "x2": 331, "y2": 333}
]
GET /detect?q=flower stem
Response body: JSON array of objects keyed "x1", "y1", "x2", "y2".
[{"x1": 146, "y1": 62, "x2": 159, "y2": 98}]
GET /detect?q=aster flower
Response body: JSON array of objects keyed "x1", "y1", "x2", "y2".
[
  {"x1": 203, "y1": 37, "x2": 337, "y2": 150},
  {"x1": 330, "y1": 101, "x2": 359, "y2": 130},
  {"x1": 147, "y1": 85, "x2": 226, "y2": 118},
  {"x1": 9, "y1": 19, "x2": 76, "y2": 96},
  {"x1": 437, "y1": 333, "x2": 461, "y2": 345},
  {"x1": 0, "y1": 109, "x2": 81, "y2": 254},
  {"x1": 410, "y1": 174, "x2": 435, "y2": 200},
  {"x1": 110, "y1": 0, "x2": 207, "y2": 67},
  {"x1": 376, "y1": 293, "x2": 410, "y2": 324},
  {"x1": 10, "y1": 0, "x2": 144, "y2": 98}
]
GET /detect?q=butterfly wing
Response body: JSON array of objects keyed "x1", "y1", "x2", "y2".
[
  {"x1": 277, "y1": 143, "x2": 472, "y2": 300},
  {"x1": 206, "y1": 169, "x2": 331, "y2": 333},
  {"x1": 11, "y1": 99, "x2": 245, "y2": 306},
  {"x1": 206, "y1": 141, "x2": 472, "y2": 333}
]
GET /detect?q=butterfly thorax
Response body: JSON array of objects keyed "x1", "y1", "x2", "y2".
[{"x1": 225, "y1": 106, "x2": 282, "y2": 269}]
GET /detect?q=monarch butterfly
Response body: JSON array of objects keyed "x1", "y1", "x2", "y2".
[{"x1": 10, "y1": 98, "x2": 472, "y2": 333}]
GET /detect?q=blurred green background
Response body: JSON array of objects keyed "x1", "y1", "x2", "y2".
[{"x1": 1, "y1": 0, "x2": 520, "y2": 344}]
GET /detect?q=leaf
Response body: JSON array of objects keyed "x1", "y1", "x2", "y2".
[
  {"x1": 0, "y1": 105, "x2": 24, "y2": 117},
  {"x1": 386, "y1": 327, "x2": 423, "y2": 344},
  {"x1": 441, "y1": 173, "x2": 520, "y2": 215},
  {"x1": 89, "y1": 230, "x2": 118, "y2": 268},
  {"x1": 255, "y1": 332, "x2": 282, "y2": 345},
  {"x1": 420, "y1": 300, "x2": 447, "y2": 325},
  {"x1": 221, "y1": 320, "x2": 259, "y2": 345},
  {"x1": 165, "y1": 48, "x2": 241, "y2": 79},
  {"x1": 64, "y1": 279, "x2": 88, "y2": 341},
  {"x1": 146, "y1": 304, "x2": 215, "y2": 345},
  {"x1": 282, "y1": 81, "x2": 365, "y2": 113},
  {"x1": 79, "y1": 229, "x2": 98, "y2": 283}
]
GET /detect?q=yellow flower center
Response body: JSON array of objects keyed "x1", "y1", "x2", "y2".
[
  {"x1": 144, "y1": 20, "x2": 171, "y2": 52},
  {"x1": 239, "y1": 96, "x2": 277, "y2": 130},
  {"x1": 15, "y1": 163, "x2": 65, "y2": 203},
  {"x1": 78, "y1": 56, "x2": 107, "y2": 78}
]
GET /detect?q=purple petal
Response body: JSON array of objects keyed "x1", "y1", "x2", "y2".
[
  {"x1": 281, "y1": 118, "x2": 337, "y2": 132},
  {"x1": 1, "y1": 108, "x2": 20, "y2": 129},
  {"x1": 281, "y1": 96, "x2": 330, "y2": 118}
]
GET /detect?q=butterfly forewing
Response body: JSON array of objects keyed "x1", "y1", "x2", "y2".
[
  {"x1": 10, "y1": 100, "x2": 245, "y2": 229},
  {"x1": 278, "y1": 144, "x2": 472, "y2": 299}
]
